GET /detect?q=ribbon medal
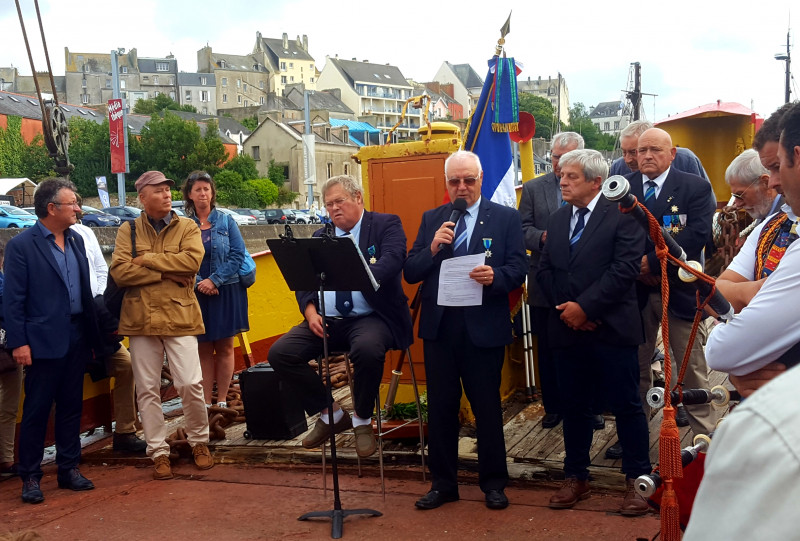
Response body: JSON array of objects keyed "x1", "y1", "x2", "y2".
[
  {"x1": 368, "y1": 245, "x2": 377, "y2": 264},
  {"x1": 483, "y1": 238, "x2": 492, "y2": 258}
]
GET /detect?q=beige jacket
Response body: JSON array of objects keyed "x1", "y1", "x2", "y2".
[{"x1": 110, "y1": 212, "x2": 205, "y2": 336}]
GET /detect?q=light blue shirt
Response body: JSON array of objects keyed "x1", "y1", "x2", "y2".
[
  {"x1": 642, "y1": 166, "x2": 671, "y2": 198},
  {"x1": 321, "y1": 211, "x2": 374, "y2": 317},
  {"x1": 460, "y1": 197, "x2": 482, "y2": 251},
  {"x1": 569, "y1": 192, "x2": 602, "y2": 237}
]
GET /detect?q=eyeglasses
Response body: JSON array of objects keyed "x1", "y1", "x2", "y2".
[
  {"x1": 54, "y1": 201, "x2": 80, "y2": 209},
  {"x1": 324, "y1": 197, "x2": 351, "y2": 209},
  {"x1": 447, "y1": 177, "x2": 478, "y2": 187},
  {"x1": 731, "y1": 179, "x2": 759, "y2": 201},
  {"x1": 188, "y1": 173, "x2": 212, "y2": 181}
]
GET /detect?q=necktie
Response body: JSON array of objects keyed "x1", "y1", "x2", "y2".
[
  {"x1": 644, "y1": 180, "x2": 657, "y2": 212},
  {"x1": 570, "y1": 208, "x2": 589, "y2": 252},
  {"x1": 453, "y1": 215, "x2": 468, "y2": 256},
  {"x1": 335, "y1": 231, "x2": 353, "y2": 315}
]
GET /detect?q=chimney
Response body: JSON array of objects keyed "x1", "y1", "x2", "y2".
[
  {"x1": 442, "y1": 83, "x2": 454, "y2": 98},
  {"x1": 282, "y1": 33, "x2": 289, "y2": 49},
  {"x1": 352, "y1": 58, "x2": 357, "y2": 61},
  {"x1": 302, "y1": 34, "x2": 308, "y2": 51},
  {"x1": 362, "y1": 59, "x2": 368, "y2": 63},
  {"x1": 296, "y1": 35, "x2": 302, "y2": 48}
]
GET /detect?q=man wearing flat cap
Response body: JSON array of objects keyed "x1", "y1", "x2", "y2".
[{"x1": 109, "y1": 171, "x2": 212, "y2": 480}]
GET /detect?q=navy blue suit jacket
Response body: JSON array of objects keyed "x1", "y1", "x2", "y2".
[
  {"x1": 537, "y1": 196, "x2": 645, "y2": 349},
  {"x1": 404, "y1": 198, "x2": 527, "y2": 348},
  {"x1": 626, "y1": 167, "x2": 716, "y2": 320},
  {"x1": 3, "y1": 224, "x2": 96, "y2": 359},
  {"x1": 296, "y1": 210, "x2": 414, "y2": 350}
]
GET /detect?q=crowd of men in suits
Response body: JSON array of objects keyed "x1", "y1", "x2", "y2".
[{"x1": 2, "y1": 100, "x2": 799, "y2": 524}]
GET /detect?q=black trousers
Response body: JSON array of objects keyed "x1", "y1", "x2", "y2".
[
  {"x1": 423, "y1": 308, "x2": 507, "y2": 494},
  {"x1": 18, "y1": 319, "x2": 89, "y2": 482},
  {"x1": 267, "y1": 314, "x2": 393, "y2": 420},
  {"x1": 553, "y1": 342, "x2": 651, "y2": 480}
]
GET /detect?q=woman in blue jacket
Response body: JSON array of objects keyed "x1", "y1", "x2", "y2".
[{"x1": 182, "y1": 171, "x2": 249, "y2": 409}]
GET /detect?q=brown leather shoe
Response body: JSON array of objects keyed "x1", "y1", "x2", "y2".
[
  {"x1": 192, "y1": 443, "x2": 214, "y2": 470},
  {"x1": 549, "y1": 478, "x2": 591, "y2": 509},
  {"x1": 153, "y1": 455, "x2": 173, "y2": 480},
  {"x1": 302, "y1": 410, "x2": 352, "y2": 449},
  {"x1": 353, "y1": 425, "x2": 377, "y2": 457},
  {"x1": 620, "y1": 478, "x2": 650, "y2": 516}
]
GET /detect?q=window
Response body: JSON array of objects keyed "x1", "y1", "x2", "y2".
[
  {"x1": 289, "y1": 62, "x2": 293, "y2": 68},
  {"x1": 156, "y1": 62, "x2": 169, "y2": 71},
  {"x1": 289, "y1": 76, "x2": 294, "y2": 82},
  {"x1": 200, "y1": 90, "x2": 209, "y2": 102},
  {"x1": 343, "y1": 163, "x2": 349, "y2": 175},
  {"x1": 326, "y1": 163, "x2": 333, "y2": 178},
  {"x1": 236, "y1": 79, "x2": 241, "y2": 88},
  {"x1": 185, "y1": 90, "x2": 192, "y2": 101},
  {"x1": 252, "y1": 146, "x2": 260, "y2": 160},
  {"x1": 237, "y1": 95, "x2": 242, "y2": 103},
  {"x1": 244, "y1": 100, "x2": 248, "y2": 107},
  {"x1": 201, "y1": 76, "x2": 207, "y2": 85},
  {"x1": 309, "y1": 63, "x2": 313, "y2": 69},
  {"x1": 169, "y1": 77, "x2": 174, "y2": 86},
  {"x1": 219, "y1": 60, "x2": 226, "y2": 68},
  {"x1": 81, "y1": 94, "x2": 88, "y2": 104},
  {"x1": 106, "y1": 79, "x2": 111, "y2": 88},
  {"x1": 222, "y1": 94, "x2": 227, "y2": 103},
  {"x1": 614, "y1": 120, "x2": 620, "y2": 130},
  {"x1": 604, "y1": 122, "x2": 610, "y2": 131},
  {"x1": 310, "y1": 77, "x2": 314, "y2": 83},
  {"x1": 243, "y1": 83, "x2": 247, "y2": 92},
  {"x1": 281, "y1": 76, "x2": 287, "y2": 84},
  {"x1": 120, "y1": 80, "x2": 126, "y2": 89},
  {"x1": 154, "y1": 91, "x2": 160, "y2": 98},
  {"x1": 143, "y1": 75, "x2": 149, "y2": 81},
  {"x1": 280, "y1": 61, "x2": 286, "y2": 71},
  {"x1": 260, "y1": 96, "x2": 265, "y2": 105},
  {"x1": 153, "y1": 75, "x2": 159, "y2": 85},
  {"x1": 121, "y1": 66, "x2": 128, "y2": 74},
  {"x1": 81, "y1": 79, "x2": 86, "y2": 88},
  {"x1": 259, "y1": 81, "x2": 264, "y2": 89},
  {"x1": 221, "y1": 77, "x2": 227, "y2": 87},
  {"x1": 83, "y1": 64, "x2": 90, "y2": 73}
]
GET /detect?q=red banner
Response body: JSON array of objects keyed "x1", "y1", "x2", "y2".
[{"x1": 108, "y1": 99, "x2": 126, "y2": 174}]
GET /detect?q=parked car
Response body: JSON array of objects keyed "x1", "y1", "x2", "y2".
[
  {"x1": 0, "y1": 205, "x2": 37, "y2": 228},
  {"x1": 103, "y1": 205, "x2": 141, "y2": 223},
  {"x1": 232, "y1": 208, "x2": 267, "y2": 225},
  {"x1": 79, "y1": 205, "x2": 122, "y2": 227},
  {"x1": 217, "y1": 207, "x2": 256, "y2": 226},
  {"x1": 262, "y1": 209, "x2": 296, "y2": 225},
  {"x1": 293, "y1": 210, "x2": 319, "y2": 224}
]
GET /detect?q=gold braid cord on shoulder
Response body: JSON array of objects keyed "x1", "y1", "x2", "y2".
[{"x1": 754, "y1": 211, "x2": 787, "y2": 279}]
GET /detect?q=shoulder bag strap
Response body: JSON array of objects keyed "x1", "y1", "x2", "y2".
[{"x1": 131, "y1": 221, "x2": 137, "y2": 258}]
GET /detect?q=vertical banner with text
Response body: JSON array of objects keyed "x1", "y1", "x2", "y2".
[
  {"x1": 95, "y1": 176, "x2": 111, "y2": 208},
  {"x1": 108, "y1": 99, "x2": 127, "y2": 174}
]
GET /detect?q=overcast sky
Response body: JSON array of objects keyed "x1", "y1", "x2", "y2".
[{"x1": 1, "y1": 0, "x2": 795, "y2": 121}]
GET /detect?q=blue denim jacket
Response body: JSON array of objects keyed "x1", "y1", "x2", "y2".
[{"x1": 192, "y1": 208, "x2": 246, "y2": 287}]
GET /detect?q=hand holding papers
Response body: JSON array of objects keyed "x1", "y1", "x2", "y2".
[{"x1": 437, "y1": 253, "x2": 486, "y2": 306}]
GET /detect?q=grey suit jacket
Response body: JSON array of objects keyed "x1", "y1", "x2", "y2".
[{"x1": 518, "y1": 172, "x2": 561, "y2": 307}]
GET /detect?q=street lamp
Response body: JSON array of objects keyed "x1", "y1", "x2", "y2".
[{"x1": 774, "y1": 30, "x2": 791, "y2": 104}]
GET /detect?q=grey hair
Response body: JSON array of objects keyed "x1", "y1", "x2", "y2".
[
  {"x1": 444, "y1": 150, "x2": 483, "y2": 177},
  {"x1": 725, "y1": 149, "x2": 768, "y2": 186},
  {"x1": 620, "y1": 120, "x2": 655, "y2": 139},
  {"x1": 559, "y1": 149, "x2": 609, "y2": 182},
  {"x1": 551, "y1": 131, "x2": 585, "y2": 150},
  {"x1": 322, "y1": 175, "x2": 363, "y2": 200}
]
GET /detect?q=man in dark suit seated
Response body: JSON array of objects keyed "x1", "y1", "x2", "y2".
[
  {"x1": 3, "y1": 178, "x2": 98, "y2": 504},
  {"x1": 404, "y1": 151, "x2": 527, "y2": 511},
  {"x1": 537, "y1": 149, "x2": 651, "y2": 515},
  {"x1": 267, "y1": 175, "x2": 413, "y2": 458}
]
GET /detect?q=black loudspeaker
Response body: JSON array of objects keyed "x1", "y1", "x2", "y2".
[{"x1": 239, "y1": 363, "x2": 308, "y2": 440}]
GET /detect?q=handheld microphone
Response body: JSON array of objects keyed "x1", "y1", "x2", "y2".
[{"x1": 447, "y1": 198, "x2": 468, "y2": 229}]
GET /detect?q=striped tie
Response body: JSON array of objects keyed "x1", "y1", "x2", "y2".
[
  {"x1": 644, "y1": 180, "x2": 657, "y2": 212},
  {"x1": 453, "y1": 215, "x2": 468, "y2": 256},
  {"x1": 570, "y1": 208, "x2": 589, "y2": 253}
]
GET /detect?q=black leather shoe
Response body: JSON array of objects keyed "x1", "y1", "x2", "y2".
[
  {"x1": 113, "y1": 432, "x2": 147, "y2": 454},
  {"x1": 57, "y1": 468, "x2": 95, "y2": 491},
  {"x1": 21, "y1": 478, "x2": 44, "y2": 504},
  {"x1": 675, "y1": 405, "x2": 690, "y2": 427},
  {"x1": 415, "y1": 490, "x2": 459, "y2": 510},
  {"x1": 592, "y1": 414, "x2": 605, "y2": 430},
  {"x1": 485, "y1": 489, "x2": 509, "y2": 510},
  {"x1": 605, "y1": 442, "x2": 623, "y2": 460},
  {"x1": 541, "y1": 413, "x2": 562, "y2": 428}
]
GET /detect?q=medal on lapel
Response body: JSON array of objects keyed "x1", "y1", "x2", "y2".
[
  {"x1": 368, "y1": 245, "x2": 377, "y2": 264},
  {"x1": 483, "y1": 238, "x2": 492, "y2": 258}
]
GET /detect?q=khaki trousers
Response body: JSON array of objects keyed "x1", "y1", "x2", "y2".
[
  {"x1": 129, "y1": 335, "x2": 209, "y2": 459},
  {"x1": 639, "y1": 291, "x2": 717, "y2": 435},
  {"x1": 107, "y1": 345, "x2": 138, "y2": 434},
  {"x1": 0, "y1": 365, "x2": 23, "y2": 463}
]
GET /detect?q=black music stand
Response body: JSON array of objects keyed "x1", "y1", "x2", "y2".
[{"x1": 267, "y1": 231, "x2": 381, "y2": 539}]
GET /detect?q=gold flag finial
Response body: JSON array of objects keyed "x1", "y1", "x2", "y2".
[{"x1": 496, "y1": 12, "x2": 511, "y2": 55}]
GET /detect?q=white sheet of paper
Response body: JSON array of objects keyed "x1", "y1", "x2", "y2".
[{"x1": 437, "y1": 253, "x2": 486, "y2": 306}]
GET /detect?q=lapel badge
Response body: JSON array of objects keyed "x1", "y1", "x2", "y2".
[
  {"x1": 368, "y1": 245, "x2": 376, "y2": 264},
  {"x1": 671, "y1": 205, "x2": 679, "y2": 213},
  {"x1": 483, "y1": 238, "x2": 492, "y2": 258}
]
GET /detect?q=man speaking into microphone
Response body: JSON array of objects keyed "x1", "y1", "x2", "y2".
[{"x1": 404, "y1": 150, "x2": 527, "y2": 511}]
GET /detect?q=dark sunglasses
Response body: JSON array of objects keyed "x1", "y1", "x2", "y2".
[{"x1": 447, "y1": 177, "x2": 478, "y2": 186}]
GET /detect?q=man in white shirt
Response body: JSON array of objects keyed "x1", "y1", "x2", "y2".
[{"x1": 72, "y1": 207, "x2": 145, "y2": 454}]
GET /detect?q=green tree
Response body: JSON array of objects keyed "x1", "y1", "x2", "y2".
[
  {"x1": 518, "y1": 93, "x2": 557, "y2": 140},
  {"x1": 21, "y1": 135, "x2": 55, "y2": 181},
  {"x1": 565, "y1": 102, "x2": 603, "y2": 150},
  {"x1": 0, "y1": 115, "x2": 25, "y2": 177},
  {"x1": 249, "y1": 178, "x2": 279, "y2": 206},
  {"x1": 68, "y1": 117, "x2": 112, "y2": 196},
  {"x1": 134, "y1": 94, "x2": 196, "y2": 115},
  {"x1": 267, "y1": 159, "x2": 286, "y2": 188},
  {"x1": 186, "y1": 120, "x2": 227, "y2": 175},
  {"x1": 275, "y1": 185, "x2": 299, "y2": 206},
  {"x1": 224, "y1": 153, "x2": 259, "y2": 181},
  {"x1": 240, "y1": 116, "x2": 259, "y2": 131}
]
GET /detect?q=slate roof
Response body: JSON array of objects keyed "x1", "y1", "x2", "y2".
[
  {"x1": 284, "y1": 88, "x2": 353, "y2": 115},
  {"x1": 163, "y1": 110, "x2": 248, "y2": 138},
  {"x1": 212, "y1": 53, "x2": 269, "y2": 73},
  {"x1": 261, "y1": 37, "x2": 314, "y2": 62},
  {"x1": 589, "y1": 101, "x2": 626, "y2": 118},
  {"x1": 328, "y1": 59, "x2": 410, "y2": 88},
  {"x1": 177, "y1": 73, "x2": 216, "y2": 86},
  {"x1": 445, "y1": 62, "x2": 483, "y2": 89},
  {"x1": 137, "y1": 58, "x2": 178, "y2": 74}
]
